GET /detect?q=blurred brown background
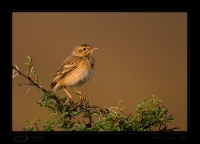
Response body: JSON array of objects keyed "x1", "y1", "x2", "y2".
[{"x1": 12, "y1": 12, "x2": 187, "y2": 131}]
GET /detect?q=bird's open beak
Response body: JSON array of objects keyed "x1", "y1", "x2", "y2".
[
  {"x1": 89, "y1": 47, "x2": 99, "y2": 52},
  {"x1": 88, "y1": 47, "x2": 98, "y2": 55}
]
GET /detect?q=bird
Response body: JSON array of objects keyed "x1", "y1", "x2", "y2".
[{"x1": 45, "y1": 43, "x2": 98, "y2": 104}]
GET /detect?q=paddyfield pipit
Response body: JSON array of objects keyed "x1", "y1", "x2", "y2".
[{"x1": 49, "y1": 43, "x2": 98, "y2": 103}]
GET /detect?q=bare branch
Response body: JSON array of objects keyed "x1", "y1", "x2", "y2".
[
  {"x1": 12, "y1": 65, "x2": 47, "y2": 93},
  {"x1": 12, "y1": 65, "x2": 63, "y2": 110},
  {"x1": 38, "y1": 97, "x2": 46, "y2": 103},
  {"x1": 159, "y1": 126, "x2": 180, "y2": 132},
  {"x1": 17, "y1": 83, "x2": 31, "y2": 87},
  {"x1": 63, "y1": 99, "x2": 69, "y2": 105},
  {"x1": 27, "y1": 85, "x2": 33, "y2": 93},
  {"x1": 99, "y1": 110, "x2": 104, "y2": 120},
  {"x1": 120, "y1": 110, "x2": 128, "y2": 118},
  {"x1": 153, "y1": 96, "x2": 158, "y2": 104},
  {"x1": 97, "y1": 115, "x2": 101, "y2": 120},
  {"x1": 35, "y1": 74, "x2": 38, "y2": 81},
  {"x1": 105, "y1": 107, "x2": 116, "y2": 114},
  {"x1": 15, "y1": 64, "x2": 19, "y2": 70},
  {"x1": 12, "y1": 73, "x2": 19, "y2": 78},
  {"x1": 29, "y1": 66, "x2": 34, "y2": 77},
  {"x1": 12, "y1": 68, "x2": 19, "y2": 78}
]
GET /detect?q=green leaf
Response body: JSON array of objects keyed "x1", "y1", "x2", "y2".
[
  {"x1": 76, "y1": 110, "x2": 84, "y2": 115},
  {"x1": 103, "y1": 126, "x2": 110, "y2": 130},
  {"x1": 64, "y1": 112, "x2": 69, "y2": 115},
  {"x1": 157, "y1": 100, "x2": 162, "y2": 103},
  {"x1": 158, "y1": 109, "x2": 167, "y2": 118},
  {"x1": 25, "y1": 119, "x2": 30, "y2": 122},
  {"x1": 152, "y1": 108, "x2": 158, "y2": 118},
  {"x1": 120, "y1": 107, "x2": 125, "y2": 111},
  {"x1": 118, "y1": 100, "x2": 122, "y2": 104},
  {"x1": 62, "y1": 106, "x2": 67, "y2": 113},
  {"x1": 31, "y1": 71, "x2": 35, "y2": 75},
  {"x1": 147, "y1": 99, "x2": 153, "y2": 105},
  {"x1": 72, "y1": 111, "x2": 78, "y2": 115},
  {"x1": 91, "y1": 113, "x2": 99, "y2": 116},
  {"x1": 138, "y1": 127, "x2": 143, "y2": 131},
  {"x1": 83, "y1": 114, "x2": 90, "y2": 118},
  {"x1": 151, "y1": 94, "x2": 156, "y2": 98},
  {"x1": 142, "y1": 120, "x2": 150, "y2": 127},
  {"x1": 87, "y1": 105, "x2": 98, "y2": 108},
  {"x1": 86, "y1": 127, "x2": 97, "y2": 131},
  {"x1": 24, "y1": 126, "x2": 34, "y2": 131},
  {"x1": 40, "y1": 77, "x2": 45, "y2": 83},
  {"x1": 165, "y1": 117, "x2": 174, "y2": 121},
  {"x1": 49, "y1": 113, "x2": 54, "y2": 118}
]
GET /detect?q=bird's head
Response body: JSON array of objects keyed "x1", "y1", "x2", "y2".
[{"x1": 71, "y1": 43, "x2": 98, "y2": 57}]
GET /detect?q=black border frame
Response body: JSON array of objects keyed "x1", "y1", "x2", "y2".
[{"x1": 10, "y1": 10, "x2": 190, "y2": 142}]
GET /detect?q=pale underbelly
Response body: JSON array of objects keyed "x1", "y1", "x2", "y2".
[{"x1": 62, "y1": 68, "x2": 94, "y2": 88}]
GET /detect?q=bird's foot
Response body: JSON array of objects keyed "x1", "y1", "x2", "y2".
[
  {"x1": 77, "y1": 92, "x2": 89, "y2": 102},
  {"x1": 63, "y1": 87, "x2": 77, "y2": 104}
]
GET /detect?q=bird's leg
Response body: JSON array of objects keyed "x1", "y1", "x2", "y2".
[
  {"x1": 73, "y1": 89, "x2": 89, "y2": 102},
  {"x1": 63, "y1": 87, "x2": 76, "y2": 104}
]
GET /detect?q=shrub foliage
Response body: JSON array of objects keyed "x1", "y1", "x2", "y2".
[{"x1": 12, "y1": 56, "x2": 178, "y2": 132}]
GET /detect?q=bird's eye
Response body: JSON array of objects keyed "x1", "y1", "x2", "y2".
[{"x1": 83, "y1": 48, "x2": 87, "y2": 51}]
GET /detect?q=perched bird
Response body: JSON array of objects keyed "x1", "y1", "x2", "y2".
[{"x1": 48, "y1": 43, "x2": 98, "y2": 103}]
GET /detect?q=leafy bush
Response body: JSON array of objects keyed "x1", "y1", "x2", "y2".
[{"x1": 12, "y1": 56, "x2": 178, "y2": 132}]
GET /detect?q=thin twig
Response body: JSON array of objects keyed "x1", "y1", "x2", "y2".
[
  {"x1": 12, "y1": 66, "x2": 47, "y2": 93},
  {"x1": 120, "y1": 110, "x2": 128, "y2": 118},
  {"x1": 27, "y1": 85, "x2": 33, "y2": 93},
  {"x1": 29, "y1": 66, "x2": 33, "y2": 77},
  {"x1": 15, "y1": 64, "x2": 19, "y2": 70},
  {"x1": 89, "y1": 116, "x2": 92, "y2": 125},
  {"x1": 63, "y1": 99, "x2": 69, "y2": 105},
  {"x1": 97, "y1": 115, "x2": 101, "y2": 120},
  {"x1": 35, "y1": 75, "x2": 38, "y2": 82},
  {"x1": 153, "y1": 96, "x2": 158, "y2": 104},
  {"x1": 159, "y1": 126, "x2": 180, "y2": 132},
  {"x1": 17, "y1": 83, "x2": 30, "y2": 86},
  {"x1": 34, "y1": 122, "x2": 39, "y2": 131},
  {"x1": 12, "y1": 73, "x2": 19, "y2": 78},
  {"x1": 105, "y1": 107, "x2": 116, "y2": 113},
  {"x1": 12, "y1": 68, "x2": 19, "y2": 78},
  {"x1": 12, "y1": 68, "x2": 14, "y2": 77},
  {"x1": 12, "y1": 65, "x2": 63, "y2": 111},
  {"x1": 99, "y1": 110, "x2": 104, "y2": 120}
]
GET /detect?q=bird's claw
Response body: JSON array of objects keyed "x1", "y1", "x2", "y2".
[{"x1": 79, "y1": 94, "x2": 89, "y2": 102}]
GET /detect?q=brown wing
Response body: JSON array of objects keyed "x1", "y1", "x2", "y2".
[{"x1": 50, "y1": 55, "x2": 82, "y2": 89}]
